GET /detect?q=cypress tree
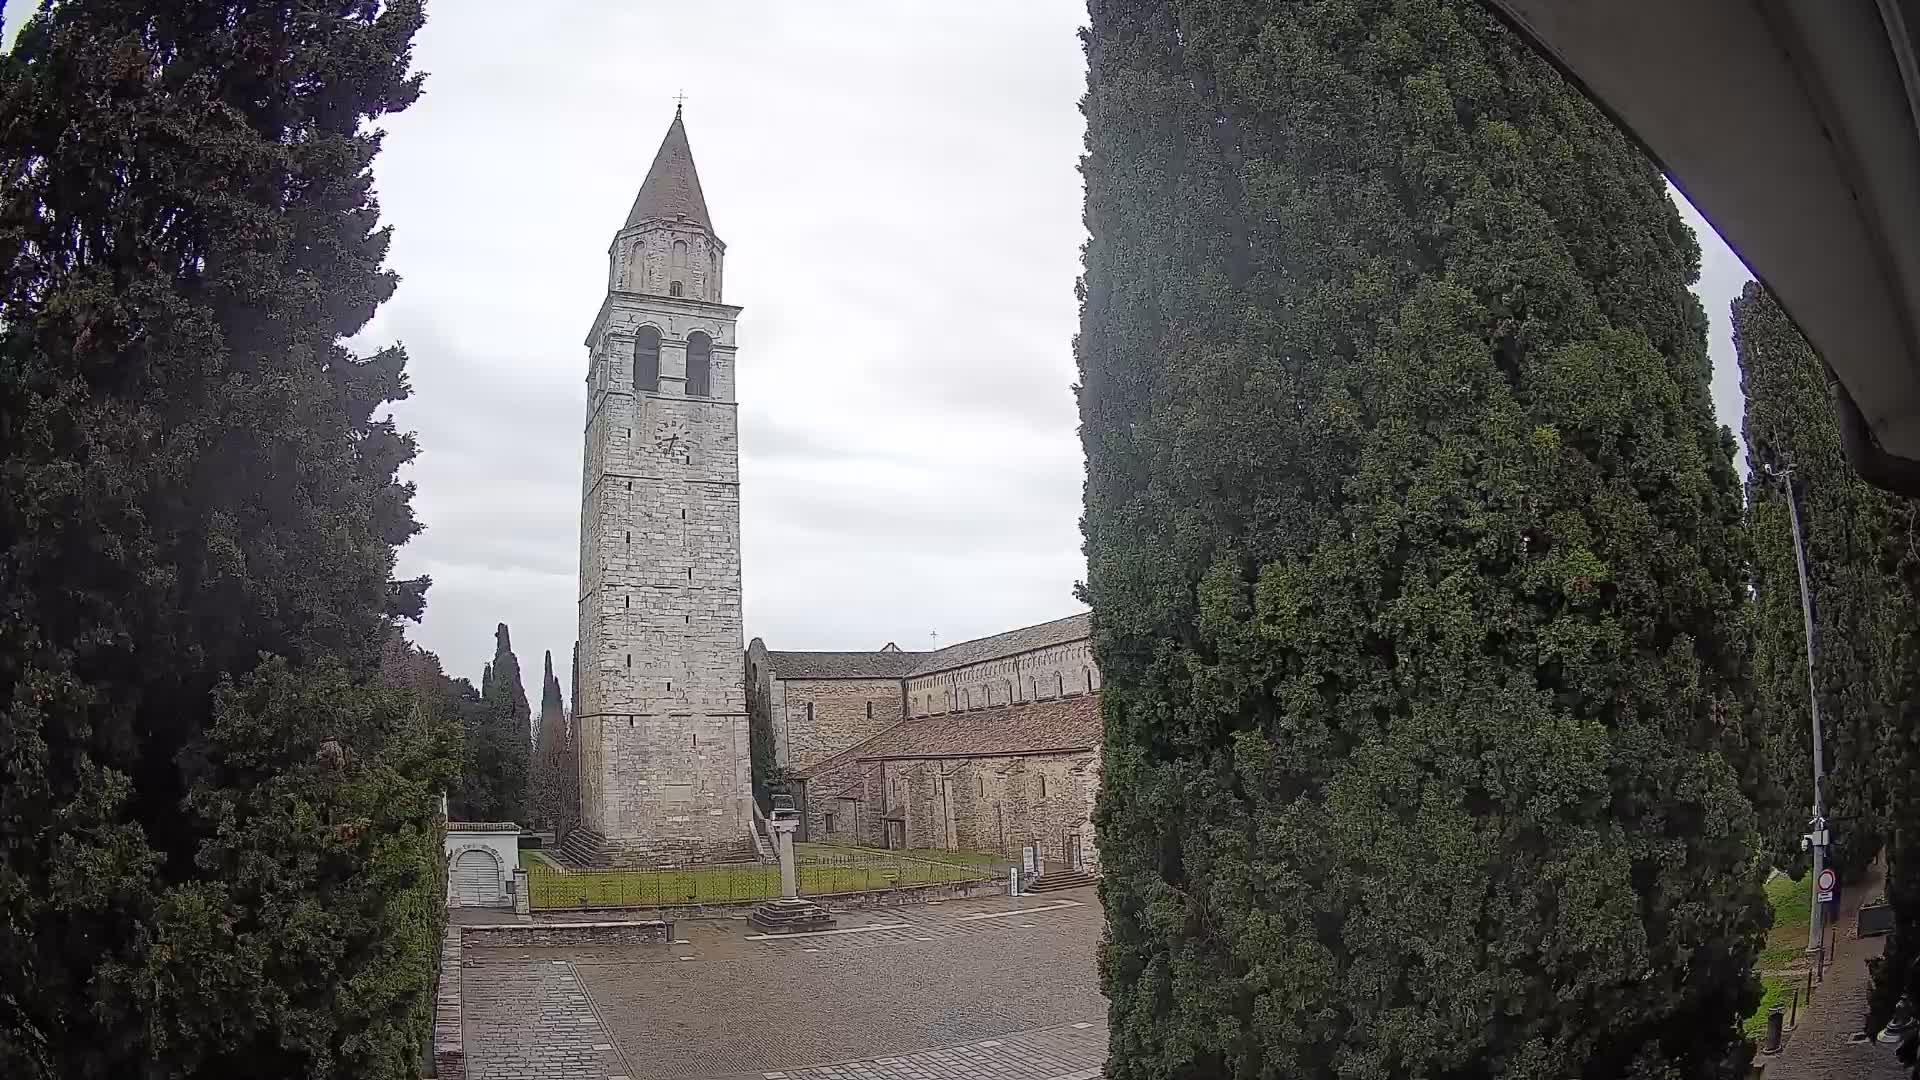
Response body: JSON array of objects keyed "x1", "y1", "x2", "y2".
[
  {"x1": 480, "y1": 623, "x2": 531, "y2": 822},
  {"x1": 0, "y1": 1, "x2": 439, "y2": 1075},
  {"x1": 530, "y1": 650, "x2": 569, "y2": 830},
  {"x1": 1077, "y1": 2, "x2": 1763, "y2": 1076},
  {"x1": 448, "y1": 677, "x2": 497, "y2": 821},
  {"x1": 1734, "y1": 281, "x2": 1906, "y2": 881},
  {"x1": 565, "y1": 640, "x2": 582, "y2": 835}
]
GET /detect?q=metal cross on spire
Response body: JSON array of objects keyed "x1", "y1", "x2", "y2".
[{"x1": 673, "y1": 89, "x2": 688, "y2": 116}]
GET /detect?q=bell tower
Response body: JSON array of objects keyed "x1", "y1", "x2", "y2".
[{"x1": 570, "y1": 107, "x2": 752, "y2": 865}]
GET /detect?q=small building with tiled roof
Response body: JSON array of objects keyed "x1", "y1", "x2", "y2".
[{"x1": 745, "y1": 613, "x2": 1103, "y2": 872}]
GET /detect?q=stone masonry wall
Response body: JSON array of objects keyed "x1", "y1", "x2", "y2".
[
  {"x1": 461, "y1": 920, "x2": 673, "y2": 948},
  {"x1": 905, "y1": 640, "x2": 1101, "y2": 718},
  {"x1": 577, "y1": 229, "x2": 751, "y2": 856},
  {"x1": 772, "y1": 677, "x2": 905, "y2": 772},
  {"x1": 803, "y1": 750, "x2": 1098, "y2": 871},
  {"x1": 612, "y1": 220, "x2": 723, "y2": 303}
]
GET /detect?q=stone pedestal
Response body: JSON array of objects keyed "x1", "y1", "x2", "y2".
[
  {"x1": 749, "y1": 814, "x2": 835, "y2": 933},
  {"x1": 748, "y1": 897, "x2": 836, "y2": 933}
]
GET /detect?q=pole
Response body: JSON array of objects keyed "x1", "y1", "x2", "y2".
[{"x1": 1779, "y1": 467, "x2": 1829, "y2": 975}]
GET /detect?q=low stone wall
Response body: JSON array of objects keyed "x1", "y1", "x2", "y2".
[
  {"x1": 460, "y1": 919, "x2": 674, "y2": 948},
  {"x1": 556, "y1": 875, "x2": 1008, "y2": 919},
  {"x1": 433, "y1": 927, "x2": 464, "y2": 1080}
]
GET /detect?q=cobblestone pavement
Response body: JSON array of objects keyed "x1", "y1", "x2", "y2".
[
  {"x1": 465, "y1": 888, "x2": 1105, "y2": 1080},
  {"x1": 1765, "y1": 864, "x2": 1907, "y2": 1080},
  {"x1": 462, "y1": 957, "x2": 632, "y2": 1080},
  {"x1": 707, "y1": 1020, "x2": 1107, "y2": 1080}
]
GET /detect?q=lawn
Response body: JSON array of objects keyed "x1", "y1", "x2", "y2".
[
  {"x1": 1765, "y1": 872, "x2": 1813, "y2": 934},
  {"x1": 1756, "y1": 873, "x2": 1816, "y2": 970},
  {"x1": 1743, "y1": 974, "x2": 1798, "y2": 1038},
  {"x1": 521, "y1": 844, "x2": 998, "y2": 909},
  {"x1": 1743, "y1": 872, "x2": 1819, "y2": 1037}
]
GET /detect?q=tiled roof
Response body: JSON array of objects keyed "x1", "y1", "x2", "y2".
[
  {"x1": 794, "y1": 694, "x2": 1101, "y2": 779},
  {"x1": 763, "y1": 650, "x2": 920, "y2": 680},
  {"x1": 905, "y1": 612, "x2": 1090, "y2": 677},
  {"x1": 625, "y1": 110, "x2": 712, "y2": 231},
  {"x1": 762, "y1": 612, "x2": 1090, "y2": 682}
]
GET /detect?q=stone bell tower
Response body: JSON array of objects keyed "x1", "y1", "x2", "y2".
[{"x1": 568, "y1": 107, "x2": 753, "y2": 866}]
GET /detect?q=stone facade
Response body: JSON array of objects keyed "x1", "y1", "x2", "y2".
[
  {"x1": 573, "y1": 111, "x2": 752, "y2": 865},
  {"x1": 746, "y1": 641, "x2": 915, "y2": 772},
  {"x1": 746, "y1": 617, "x2": 1105, "y2": 874},
  {"x1": 904, "y1": 635, "x2": 1099, "y2": 718},
  {"x1": 793, "y1": 695, "x2": 1102, "y2": 871},
  {"x1": 446, "y1": 822, "x2": 520, "y2": 909}
]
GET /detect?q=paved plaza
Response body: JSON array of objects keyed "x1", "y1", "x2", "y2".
[{"x1": 462, "y1": 888, "x2": 1108, "y2": 1080}]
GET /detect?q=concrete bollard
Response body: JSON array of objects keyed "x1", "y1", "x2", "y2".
[{"x1": 1762, "y1": 1004, "x2": 1785, "y2": 1055}]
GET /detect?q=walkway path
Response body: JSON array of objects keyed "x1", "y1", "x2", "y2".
[{"x1": 1764, "y1": 865, "x2": 1905, "y2": 1080}]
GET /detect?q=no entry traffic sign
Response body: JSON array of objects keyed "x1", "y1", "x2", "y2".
[{"x1": 1817, "y1": 867, "x2": 1837, "y2": 903}]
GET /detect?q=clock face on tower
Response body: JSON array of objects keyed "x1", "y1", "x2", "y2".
[{"x1": 652, "y1": 416, "x2": 691, "y2": 461}]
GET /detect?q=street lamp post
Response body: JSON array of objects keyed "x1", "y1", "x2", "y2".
[{"x1": 1768, "y1": 462, "x2": 1829, "y2": 977}]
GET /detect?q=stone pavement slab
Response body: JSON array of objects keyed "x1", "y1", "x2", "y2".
[
  {"x1": 463, "y1": 886, "x2": 1106, "y2": 1079},
  {"x1": 462, "y1": 957, "x2": 630, "y2": 1080},
  {"x1": 710, "y1": 1020, "x2": 1108, "y2": 1080}
]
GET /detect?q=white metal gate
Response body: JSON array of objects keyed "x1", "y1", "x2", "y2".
[{"x1": 452, "y1": 849, "x2": 500, "y2": 907}]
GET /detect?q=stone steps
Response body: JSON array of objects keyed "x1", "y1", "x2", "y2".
[
  {"x1": 747, "y1": 897, "x2": 836, "y2": 933},
  {"x1": 1025, "y1": 868, "x2": 1098, "y2": 893}
]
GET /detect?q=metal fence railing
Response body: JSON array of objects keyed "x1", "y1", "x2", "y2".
[{"x1": 523, "y1": 845, "x2": 1006, "y2": 910}]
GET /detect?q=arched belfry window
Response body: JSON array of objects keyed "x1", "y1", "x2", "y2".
[
  {"x1": 670, "y1": 240, "x2": 688, "y2": 298},
  {"x1": 669, "y1": 280, "x2": 684, "y2": 297},
  {"x1": 686, "y1": 331, "x2": 712, "y2": 397},
  {"x1": 634, "y1": 326, "x2": 661, "y2": 393}
]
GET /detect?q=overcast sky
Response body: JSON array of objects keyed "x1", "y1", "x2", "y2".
[{"x1": 4, "y1": 1, "x2": 1754, "y2": 689}]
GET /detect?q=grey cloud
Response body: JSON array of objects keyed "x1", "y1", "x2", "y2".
[{"x1": 0, "y1": 0, "x2": 1751, "y2": 682}]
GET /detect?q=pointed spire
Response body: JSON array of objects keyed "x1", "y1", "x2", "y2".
[{"x1": 625, "y1": 111, "x2": 712, "y2": 231}]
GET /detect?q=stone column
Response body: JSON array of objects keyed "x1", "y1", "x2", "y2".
[
  {"x1": 776, "y1": 821, "x2": 798, "y2": 898},
  {"x1": 749, "y1": 815, "x2": 833, "y2": 933}
]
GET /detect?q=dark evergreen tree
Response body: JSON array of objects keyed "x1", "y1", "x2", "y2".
[
  {"x1": 565, "y1": 640, "x2": 582, "y2": 835},
  {"x1": 447, "y1": 678, "x2": 501, "y2": 821},
  {"x1": 477, "y1": 623, "x2": 530, "y2": 822},
  {"x1": 1735, "y1": 281, "x2": 1906, "y2": 881},
  {"x1": 1077, "y1": 1, "x2": 1764, "y2": 1076},
  {"x1": 530, "y1": 650, "x2": 570, "y2": 830},
  {"x1": 0, "y1": 2, "x2": 438, "y2": 1075}
]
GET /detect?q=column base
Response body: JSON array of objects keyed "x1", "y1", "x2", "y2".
[{"x1": 748, "y1": 897, "x2": 836, "y2": 934}]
